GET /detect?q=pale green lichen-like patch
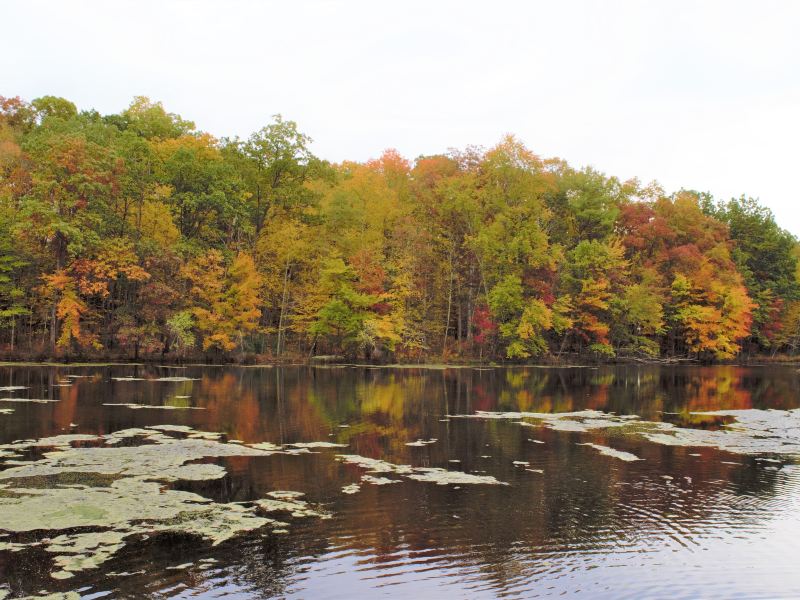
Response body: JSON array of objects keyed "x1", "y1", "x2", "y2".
[
  {"x1": 0, "y1": 435, "x2": 277, "y2": 483},
  {"x1": 453, "y1": 408, "x2": 800, "y2": 457},
  {"x1": 0, "y1": 386, "x2": 26, "y2": 391},
  {"x1": 337, "y1": 454, "x2": 507, "y2": 486},
  {"x1": 0, "y1": 398, "x2": 59, "y2": 404},
  {"x1": 188, "y1": 431, "x2": 224, "y2": 441},
  {"x1": 576, "y1": 443, "x2": 642, "y2": 462},
  {"x1": 405, "y1": 438, "x2": 437, "y2": 447},
  {"x1": 147, "y1": 424, "x2": 193, "y2": 433},
  {"x1": 337, "y1": 455, "x2": 415, "y2": 475},
  {"x1": 0, "y1": 426, "x2": 329, "y2": 580},
  {"x1": 103, "y1": 403, "x2": 205, "y2": 410},
  {"x1": 0, "y1": 540, "x2": 39, "y2": 552},
  {"x1": 267, "y1": 490, "x2": 305, "y2": 500},
  {"x1": 406, "y1": 469, "x2": 508, "y2": 486},
  {"x1": 247, "y1": 442, "x2": 282, "y2": 451},
  {"x1": 0, "y1": 409, "x2": 13, "y2": 415},
  {"x1": 361, "y1": 474, "x2": 400, "y2": 485},
  {"x1": 341, "y1": 483, "x2": 361, "y2": 494},
  {"x1": 256, "y1": 496, "x2": 330, "y2": 519},
  {"x1": 288, "y1": 441, "x2": 347, "y2": 449},
  {"x1": 1, "y1": 433, "x2": 101, "y2": 451},
  {"x1": 20, "y1": 593, "x2": 80, "y2": 600}
]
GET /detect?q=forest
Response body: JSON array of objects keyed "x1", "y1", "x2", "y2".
[{"x1": 0, "y1": 95, "x2": 798, "y2": 363}]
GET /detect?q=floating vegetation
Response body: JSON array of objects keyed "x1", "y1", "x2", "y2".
[
  {"x1": 361, "y1": 474, "x2": 400, "y2": 485},
  {"x1": 148, "y1": 424, "x2": 193, "y2": 433},
  {"x1": 19, "y1": 593, "x2": 80, "y2": 599},
  {"x1": 256, "y1": 493, "x2": 330, "y2": 519},
  {"x1": 1, "y1": 433, "x2": 101, "y2": 451},
  {"x1": 0, "y1": 398, "x2": 58, "y2": 404},
  {"x1": 341, "y1": 483, "x2": 361, "y2": 494},
  {"x1": 267, "y1": 490, "x2": 305, "y2": 500},
  {"x1": 288, "y1": 441, "x2": 347, "y2": 449},
  {"x1": 110, "y1": 376, "x2": 199, "y2": 382},
  {"x1": 102, "y1": 403, "x2": 205, "y2": 410},
  {"x1": 247, "y1": 442, "x2": 282, "y2": 452},
  {"x1": 452, "y1": 408, "x2": 800, "y2": 457},
  {"x1": 0, "y1": 426, "x2": 329, "y2": 580},
  {"x1": 337, "y1": 454, "x2": 507, "y2": 486},
  {"x1": 577, "y1": 443, "x2": 642, "y2": 462},
  {"x1": 405, "y1": 438, "x2": 438, "y2": 447}
]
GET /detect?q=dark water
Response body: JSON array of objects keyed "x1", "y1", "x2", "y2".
[{"x1": 1, "y1": 364, "x2": 800, "y2": 599}]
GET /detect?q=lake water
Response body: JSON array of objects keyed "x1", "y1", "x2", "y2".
[{"x1": 1, "y1": 364, "x2": 800, "y2": 599}]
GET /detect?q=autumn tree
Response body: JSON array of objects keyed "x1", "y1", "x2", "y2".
[{"x1": 183, "y1": 250, "x2": 262, "y2": 353}]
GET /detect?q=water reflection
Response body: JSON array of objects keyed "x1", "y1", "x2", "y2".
[{"x1": 1, "y1": 365, "x2": 799, "y2": 598}]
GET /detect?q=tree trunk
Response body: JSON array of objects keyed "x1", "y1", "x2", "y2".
[
  {"x1": 276, "y1": 259, "x2": 291, "y2": 357},
  {"x1": 442, "y1": 246, "x2": 454, "y2": 359}
]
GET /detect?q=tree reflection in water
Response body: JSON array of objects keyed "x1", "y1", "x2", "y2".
[{"x1": 0, "y1": 364, "x2": 799, "y2": 598}]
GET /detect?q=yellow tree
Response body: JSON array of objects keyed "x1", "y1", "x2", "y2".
[{"x1": 183, "y1": 250, "x2": 262, "y2": 353}]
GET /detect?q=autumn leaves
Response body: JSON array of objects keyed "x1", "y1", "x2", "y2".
[{"x1": 0, "y1": 95, "x2": 797, "y2": 361}]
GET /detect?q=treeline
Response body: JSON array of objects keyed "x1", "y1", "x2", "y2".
[{"x1": 0, "y1": 95, "x2": 798, "y2": 362}]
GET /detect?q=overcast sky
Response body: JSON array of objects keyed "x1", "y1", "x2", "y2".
[{"x1": 4, "y1": 0, "x2": 799, "y2": 234}]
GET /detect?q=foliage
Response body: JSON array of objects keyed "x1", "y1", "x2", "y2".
[{"x1": 0, "y1": 93, "x2": 796, "y2": 360}]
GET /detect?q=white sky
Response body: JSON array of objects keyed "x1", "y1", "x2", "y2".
[{"x1": 4, "y1": 0, "x2": 799, "y2": 234}]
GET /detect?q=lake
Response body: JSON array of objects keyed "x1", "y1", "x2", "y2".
[{"x1": 1, "y1": 364, "x2": 799, "y2": 599}]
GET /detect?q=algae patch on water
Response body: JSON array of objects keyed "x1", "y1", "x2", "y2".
[
  {"x1": 405, "y1": 438, "x2": 438, "y2": 447},
  {"x1": 103, "y1": 403, "x2": 205, "y2": 410},
  {"x1": 0, "y1": 398, "x2": 59, "y2": 404},
  {"x1": 0, "y1": 426, "x2": 329, "y2": 580},
  {"x1": 576, "y1": 443, "x2": 642, "y2": 462},
  {"x1": 336, "y1": 454, "x2": 507, "y2": 486},
  {"x1": 453, "y1": 408, "x2": 800, "y2": 457}
]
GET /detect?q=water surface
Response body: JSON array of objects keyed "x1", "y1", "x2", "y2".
[{"x1": 1, "y1": 364, "x2": 799, "y2": 598}]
